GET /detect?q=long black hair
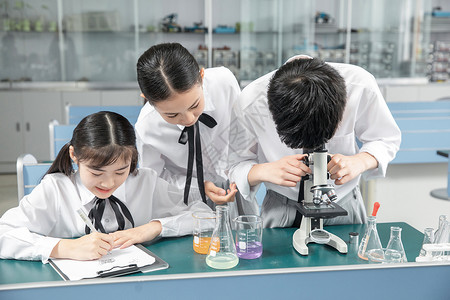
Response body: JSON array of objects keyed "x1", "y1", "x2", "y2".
[
  {"x1": 136, "y1": 42, "x2": 202, "y2": 104},
  {"x1": 267, "y1": 58, "x2": 347, "y2": 150},
  {"x1": 45, "y1": 111, "x2": 138, "y2": 176}
]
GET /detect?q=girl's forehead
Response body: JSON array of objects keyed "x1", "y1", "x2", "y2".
[
  {"x1": 154, "y1": 85, "x2": 203, "y2": 113},
  {"x1": 83, "y1": 156, "x2": 131, "y2": 170}
]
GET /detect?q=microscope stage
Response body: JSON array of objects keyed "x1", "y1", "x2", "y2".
[{"x1": 295, "y1": 201, "x2": 348, "y2": 218}]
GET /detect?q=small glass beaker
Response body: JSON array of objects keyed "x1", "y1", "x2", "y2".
[
  {"x1": 192, "y1": 211, "x2": 216, "y2": 254},
  {"x1": 419, "y1": 228, "x2": 434, "y2": 257},
  {"x1": 233, "y1": 215, "x2": 263, "y2": 259}
]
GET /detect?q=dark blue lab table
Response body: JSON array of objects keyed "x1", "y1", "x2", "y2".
[{"x1": 1, "y1": 222, "x2": 449, "y2": 299}]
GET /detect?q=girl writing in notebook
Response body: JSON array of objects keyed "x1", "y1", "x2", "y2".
[
  {"x1": 0, "y1": 111, "x2": 211, "y2": 262},
  {"x1": 135, "y1": 43, "x2": 259, "y2": 220}
]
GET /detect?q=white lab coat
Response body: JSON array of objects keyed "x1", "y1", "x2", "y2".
[
  {"x1": 0, "y1": 168, "x2": 211, "y2": 262},
  {"x1": 229, "y1": 57, "x2": 402, "y2": 206},
  {"x1": 135, "y1": 67, "x2": 259, "y2": 219}
]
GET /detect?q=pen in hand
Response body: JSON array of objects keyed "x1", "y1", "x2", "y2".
[
  {"x1": 76, "y1": 208, "x2": 97, "y2": 233},
  {"x1": 76, "y1": 208, "x2": 114, "y2": 254}
]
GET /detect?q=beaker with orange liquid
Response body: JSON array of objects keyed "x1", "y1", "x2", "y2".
[{"x1": 192, "y1": 211, "x2": 215, "y2": 254}]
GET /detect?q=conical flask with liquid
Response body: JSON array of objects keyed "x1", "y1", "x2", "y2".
[
  {"x1": 358, "y1": 216, "x2": 383, "y2": 260},
  {"x1": 206, "y1": 205, "x2": 239, "y2": 269},
  {"x1": 386, "y1": 226, "x2": 407, "y2": 262}
]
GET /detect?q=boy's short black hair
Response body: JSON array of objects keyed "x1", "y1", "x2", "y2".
[{"x1": 267, "y1": 57, "x2": 347, "y2": 150}]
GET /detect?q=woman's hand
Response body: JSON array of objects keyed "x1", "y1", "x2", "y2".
[
  {"x1": 110, "y1": 221, "x2": 162, "y2": 249},
  {"x1": 50, "y1": 232, "x2": 114, "y2": 260},
  {"x1": 205, "y1": 181, "x2": 238, "y2": 205}
]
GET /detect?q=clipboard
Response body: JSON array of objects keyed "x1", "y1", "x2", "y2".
[{"x1": 49, "y1": 244, "x2": 168, "y2": 281}]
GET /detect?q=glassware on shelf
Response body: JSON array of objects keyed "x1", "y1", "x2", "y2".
[
  {"x1": 419, "y1": 227, "x2": 434, "y2": 257},
  {"x1": 358, "y1": 216, "x2": 383, "y2": 260},
  {"x1": 206, "y1": 205, "x2": 239, "y2": 269},
  {"x1": 386, "y1": 226, "x2": 407, "y2": 262}
]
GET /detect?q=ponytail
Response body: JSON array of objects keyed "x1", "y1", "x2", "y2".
[{"x1": 45, "y1": 143, "x2": 75, "y2": 177}]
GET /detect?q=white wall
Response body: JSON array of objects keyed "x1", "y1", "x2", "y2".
[{"x1": 364, "y1": 163, "x2": 450, "y2": 233}]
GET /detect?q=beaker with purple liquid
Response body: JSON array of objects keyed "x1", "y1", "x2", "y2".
[{"x1": 234, "y1": 215, "x2": 263, "y2": 259}]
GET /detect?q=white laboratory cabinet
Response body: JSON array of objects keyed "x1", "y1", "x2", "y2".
[{"x1": 0, "y1": 91, "x2": 62, "y2": 172}]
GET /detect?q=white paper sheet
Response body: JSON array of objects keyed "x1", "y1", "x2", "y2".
[{"x1": 50, "y1": 245, "x2": 156, "y2": 280}]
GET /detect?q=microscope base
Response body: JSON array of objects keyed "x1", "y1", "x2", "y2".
[
  {"x1": 292, "y1": 228, "x2": 348, "y2": 255},
  {"x1": 292, "y1": 215, "x2": 348, "y2": 256},
  {"x1": 292, "y1": 228, "x2": 310, "y2": 255}
]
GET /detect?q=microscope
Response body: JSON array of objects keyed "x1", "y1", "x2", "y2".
[{"x1": 292, "y1": 145, "x2": 348, "y2": 255}]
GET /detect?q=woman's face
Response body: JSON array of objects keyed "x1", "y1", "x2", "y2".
[
  {"x1": 69, "y1": 146, "x2": 130, "y2": 199},
  {"x1": 153, "y1": 83, "x2": 205, "y2": 127}
]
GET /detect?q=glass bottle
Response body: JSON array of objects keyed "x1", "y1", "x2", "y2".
[
  {"x1": 386, "y1": 226, "x2": 407, "y2": 262},
  {"x1": 433, "y1": 219, "x2": 450, "y2": 258},
  {"x1": 419, "y1": 227, "x2": 434, "y2": 257},
  {"x1": 206, "y1": 205, "x2": 239, "y2": 269},
  {"x1": 358, "y1": 216, "x2": 383, "y2": 260},
  {"x1": 433, "y1": 215, "x2": 448, "y2": 243}
]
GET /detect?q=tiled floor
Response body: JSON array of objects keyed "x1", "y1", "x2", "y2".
[{"x1": 0, "y1": 174, "x2": 18, "y2": 215}]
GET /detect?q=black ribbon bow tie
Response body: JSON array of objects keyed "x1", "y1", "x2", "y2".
[
  {"x1": 178, "y1": 113, "x2": 217, "y2": 205},
  {"x1": 85, "y1": 195, "x2": 135, "y2": 234}
]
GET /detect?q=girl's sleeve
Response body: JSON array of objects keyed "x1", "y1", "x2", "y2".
[
  {"x1": 150, "y1": 177, "x2": 213, "y2": 237},
  {"x1": 227, "y1": 95, "x2": 261, "y2": 201},
  {"x1": 0, "y1": 177, "x2": 61, "y2": 262}
]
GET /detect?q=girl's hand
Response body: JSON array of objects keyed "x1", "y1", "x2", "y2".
[
  {"x1": 50, "y1": 232, "x2": 114, "y2": 261},
  {"x1": 248, "y1": 154, "x2": 311, "y2": 187},
  {"x1": 205, "y1": 181, "x2": 238, "y2": 205},
  {"x1": 110, "y1": 221, "x2": 162, "y2": 249}
]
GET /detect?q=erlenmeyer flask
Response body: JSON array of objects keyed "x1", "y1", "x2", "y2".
[
  {"x1": 206, "y1": 205, "x2": 239, "y2": 269},
  {"x1": 358, "y1": 216, "x2": 383, "y2": 260},
  {"x1": 386, "y1": 226, "x2": 407, "y2": 262},
  {"x1": 419, "y1": 228, "x2": 434, "y2": 257}
]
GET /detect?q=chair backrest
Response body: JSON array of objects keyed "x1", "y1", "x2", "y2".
[
  {"x1": 16, "y1": 154, "x2": 52, "y2": 202},
  {"x1": 49, "y1": 120, "x2": 76, "y2": 160},
  {"x1": 65, "y1": 104, "x2": 142, "y2": 125},
  {"x1": 16, "y1": 154, "x2": 78, "y2": 202}
]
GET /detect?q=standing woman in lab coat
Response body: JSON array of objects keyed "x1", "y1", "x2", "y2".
[
  {"x1": 0, "y1": 111, "x2": 211, "y2": 262},
  {"x1": 135, "y1": 43, "x2": 258, "y2": 220}
]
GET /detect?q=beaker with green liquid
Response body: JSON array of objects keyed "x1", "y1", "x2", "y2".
[{"x1": 206, "y1": 205, "x2": 239, "y2": 269}]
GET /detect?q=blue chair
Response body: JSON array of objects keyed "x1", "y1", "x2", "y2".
[
  {"x1": 66, "y1": 104, "x2": 142, "y2": 125},
  {"x1": 49, "y1": 120, "x2": 76, "y2": 160},
  {"x1": 16, "y1": 154, "x2": 78, "y2": 202},
  {"x1": 16, "y1": 154, "x2": 52, "y2": 201}
]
